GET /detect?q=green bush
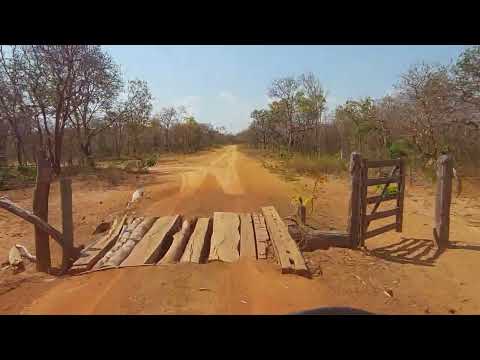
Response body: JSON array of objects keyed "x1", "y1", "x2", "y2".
[{"x1": 375, "y1": 183, "x2": 398, "y2": 195}]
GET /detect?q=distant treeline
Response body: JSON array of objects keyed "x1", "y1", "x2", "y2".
[
  {"x1": 0, "y1": 45, "x2": 231, "y2": 173},
  {"x1": 238, "y1": 46, "x2": 480, "y2": 175}
]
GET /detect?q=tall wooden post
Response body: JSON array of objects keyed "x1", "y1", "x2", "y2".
[
  {"x1": 434, "y1": 154, "x2": 453, "y2": 248},
  {"x1": 396, "y1": 158, "x2": 406, "y2": 232},
  {"x1": 33, "y1": 150, "x2": 52, "y2": 272},
  {"x1": 60, "y1": 177, "x2": 73, "y2": 273},
  {"x1": 347, "y1": 152, "x2": 362, "y2": 248}
]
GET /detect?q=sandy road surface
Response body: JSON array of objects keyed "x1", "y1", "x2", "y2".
[{"x1": 2, "y1": 145, "x2": 480, "y2": 314}]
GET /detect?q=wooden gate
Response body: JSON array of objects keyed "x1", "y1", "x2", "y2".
[{"x1": 359, "y1": 158, "x2": 406, "y2": 246}]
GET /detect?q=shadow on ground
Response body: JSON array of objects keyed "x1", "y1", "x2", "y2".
[{"x1": 368, "y1": 237, "x2": 480, "y2": 267}]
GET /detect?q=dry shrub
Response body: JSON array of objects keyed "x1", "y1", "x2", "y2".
[{"x1": 286, "y1": 154, "x2": 347, "y2": 176}]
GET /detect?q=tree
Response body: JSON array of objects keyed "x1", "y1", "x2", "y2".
[
  {"x1": 68, "y1": 46, "x2": 122, "y2": 167},
  {"x1": 159, "y1": 105, "x2": 185, "y2": 151},
  {"x1": 122, "y1": 79, "x2": 153, "y2": 156},
  {"x1": 268, "y1": 76, "x2": 300, "y2": 151},
  {"x1": 21, "y1": 45, "x2": 86, "y2": 174},
  {"x1": 0, "y1": 46, "x2": 33, "y2": 166}
]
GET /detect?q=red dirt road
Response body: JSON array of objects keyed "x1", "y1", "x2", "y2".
[{"x1": 2, "y1": 145, "x2": 480, "y2": 314}]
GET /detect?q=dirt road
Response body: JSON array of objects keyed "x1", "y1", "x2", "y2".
[{"x1": 2, "y1": 145, "x2": 480, "y2": 314}]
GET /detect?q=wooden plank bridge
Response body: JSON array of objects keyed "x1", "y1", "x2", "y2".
[{"x1": 71, "y1": 206, "x2": 310, "y2": 277}]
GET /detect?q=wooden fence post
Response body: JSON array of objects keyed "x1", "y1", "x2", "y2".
[
  {"x1": 396, "y1": 158, "x2": 406, "y2": 232},
  {"x1": 434, "y1": 154, "x2": 453, "y2": 248},
  {"x1": 60, "y1": 177, "x2": 73, "y2": 272},
  {"x1": 33, "y1": 150, "x2": 52, "y2": 272},
  {"x1": 347, "y1": 152, "x2": 362, "y2": 248}
]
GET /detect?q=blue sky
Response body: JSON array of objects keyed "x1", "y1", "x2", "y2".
[{"x1": 103, "y1": 45, "x2": 468, "y2": 134}]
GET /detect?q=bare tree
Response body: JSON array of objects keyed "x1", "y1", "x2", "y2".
[
  {"x1": 68, "y1": 46, "x2": 122, "y2": 166},
  {"x1": 268, "y1": 77, "x2": 300, "y2": 151}
]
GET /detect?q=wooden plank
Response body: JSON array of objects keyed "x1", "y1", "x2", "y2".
[
  {"x1": 240, "y1": 213, "x2": 257, "y2": 259},
  {"x1": 121, "y1": 215, "x2": 182, "y2": 266},
  {"x1": 396, "y1": 159, "x2": 406, "y2": 232},
  {"x1": 104, "y1": 217, "x2": 158, "y2": 267},
  {"x1": 368, "y1": 166, "x2": 399, "y2": 218},
  {"x1": 252, "y1": 213, "x2": 269, "y2": 259},
  {"x1": 180, "y1": 217, "x2": 212, "y2": 263},
  {"x1": 434, "y1": 154, "x2": 453, "y2": 248},
  {"x1": 158, "y1": 219, "x2": 195, "y2": 264},
  {"x1": 366, "y1": 159, "x2": 401, "y2": 168},
  {"x1": 364, "y1": 222, "x2": 397, "y2": 239},
  {"x1": 365, "y1": 207, "x2": 399, "y2": 222},
  {"x1": 93, "y1": 216, "x2": 143, "y2": 269},
  {"x1": 261, "y1": 206, "x2": 309, "y2": 277},
  {"x1": 60, "y1": 178, "x2": 73, "y2": 273},
  {"x1": 208, "y1": 212, "x2": 240, "y2": 263},
  {"x1": 347, "y1": 152, "x2": 362, "y2": 248},
  {"x1": 71, "y1": 215, "x2": 127, "y2": 272},
  {"x1": 366, "y1": 176, "x2": 401, "y2": 186},
  {"x1": 366, "y1": 193, "x2": 398, "y2": 204}
]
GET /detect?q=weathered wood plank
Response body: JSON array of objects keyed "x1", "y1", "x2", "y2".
[
  {"x1": 180, "y1": 217, "x2": 212, "y2": 263},
  {"x1": 121, "y1": 215, "x2": 182, "y2": 266},
  {"x1": 94, "y1": 217, "x2": 144, "y2": 269},
  {"x1": 208, "y1": 212, "x2": 240, "y2": 263},
  {"x1": 366, "y1": 159, "x2": 401, "y2": 168},
  {"x1": 261, "y1": 206, "x2": 309, "y2": 277},
  {"x1": 364, "y1": 222, "x2": 397, "y2": 239},
  {"x1": 366, "y1": 193, "x2": 398, "y2": 204},
  {"x1": 366, "y1": 176, "x2": 401, "y2": 186},
  {"x1": 103, "y1": 217, "x2": 158, "y2": 267},
  {"x1": 365, "y1": 207, "x2": 399, "y2": 222},
  {"x1": 252, "y1": 213, "x2": 269, "y2": 259},
  {"x1": 158, "y1": 219, "x2": 195, "y2": 264},
  {"x1": 240, "y1": 213, "x2": 257, "y2": 259},
  {"x1": 71, "y1": 215, "x2": 127, "y2": 272}
]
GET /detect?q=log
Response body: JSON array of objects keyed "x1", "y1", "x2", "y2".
[
  {"x1": 71, "y1": 215, "x2": 128, "y2": 272},
  {"x1": 209, "y1": 212, "x2": 240, "y2": 263},
  {"x1": 158, "y1": 219, "x2": 195, "y2": 264},
  {"x1": 261, "y1": 206, "x2": 309, "y2": 277},
  {"x1": 105, "y1": 217, "x2": 157, "y2": 267},
  {"x1": 239, "y1": 213, "x2": 257, "y2": 259},
  {"x1": 60, "y1": 178, "x2": 73, "y2": 273},
  {"x1": 0, "y1": 197, "x2": 63, "y2": 246},
  {"x1": 180, "y1": 217, "x2": 212, "y2": 263},
  {"x1": 121, "y1": 215, "x2": 182, "y2": 266},
  {"x1": 252, "y1": 213, "x2": 269, "y2": 259},
  {"x1": 434, "y1": 154, "x2": 453, "y2": 248},
  {"x1": 288, "y1": 226, "x2": 351, "y2": 251}
]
